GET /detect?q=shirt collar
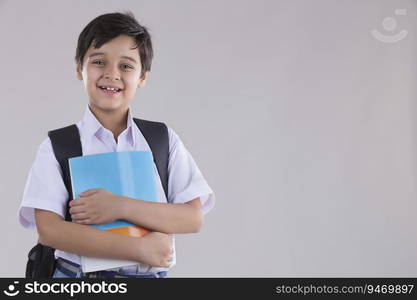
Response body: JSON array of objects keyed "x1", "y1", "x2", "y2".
[{"x1": 81, "y1": 105, "x2": 136, "y2": 147}]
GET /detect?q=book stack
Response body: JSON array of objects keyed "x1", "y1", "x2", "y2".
[{"x1": 69, "y1": 151, "x2": 158, "y2": 272}]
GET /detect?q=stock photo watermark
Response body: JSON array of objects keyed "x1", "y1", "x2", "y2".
[
  {"x1": 2, "y1": 280, "x2": 128, "y2": 297},
  {"x1": 371, "y1": 9, "x2": 408, "y2": 43}
]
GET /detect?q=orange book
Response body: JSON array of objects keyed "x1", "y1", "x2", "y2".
[{"x1": 107, "y1": 225, "x2": 150, "y2": 237}]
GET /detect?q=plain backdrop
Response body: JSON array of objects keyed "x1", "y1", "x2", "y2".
[{"x1": 1, "y1": 0, "x2": 416, "y2": 277}]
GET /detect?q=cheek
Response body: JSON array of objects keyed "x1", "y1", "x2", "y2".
[
  {"x1": 123, "y1": 84, "x2": 138, "y2": 96},
  {"x1": 123, "y1": 77, "x2": 140, "y2": 91},
  {"x1": 84, "y1": 68, "x2": 101, "y2": 85},
  {"x1": 126, "y1": 70, "x2": 142, "y2": 82}
]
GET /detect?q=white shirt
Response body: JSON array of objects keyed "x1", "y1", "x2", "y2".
[{"x1": 19, "y1": 105, "x2": 215, "y2": 274}]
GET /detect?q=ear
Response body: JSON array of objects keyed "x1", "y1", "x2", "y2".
[
  {"x1": 138, "y1": 71, "x2": 149, "y2": 88},
  {"x1": 76, "y1": 64, "x2": 83, "y2": 81}
]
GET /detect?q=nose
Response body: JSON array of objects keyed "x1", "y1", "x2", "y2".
[
  {"x1": 103, "y1": 64, "x2": 121, "y2": 81},
  {"x1": 104, "y1": 74, "x2": 120, "y2": 81}
]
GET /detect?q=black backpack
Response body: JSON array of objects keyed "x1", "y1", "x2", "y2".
[{"x1": 25, "y1": 118, "x2": 169, "y2": 278}]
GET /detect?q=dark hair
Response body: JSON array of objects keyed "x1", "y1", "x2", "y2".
[{"x1": 75, "y1": 11, "x2": 153, "y2": 79}]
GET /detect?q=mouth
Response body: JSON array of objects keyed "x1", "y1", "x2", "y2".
[{"x1": 97, "y1": 85, "x2": 123, "y2": 95}]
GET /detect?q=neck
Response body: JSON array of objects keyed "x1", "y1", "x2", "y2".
[{"x1": 88, "y1": 104, "x2": 128, "y2": 139}]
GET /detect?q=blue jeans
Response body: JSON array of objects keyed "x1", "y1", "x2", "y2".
[{"x1": 53, "y1": 258, "x2": 167, "y2": 278}]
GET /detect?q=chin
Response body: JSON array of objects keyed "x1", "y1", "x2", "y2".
[{"x1": 90, "y1": 99, "x2": 126, "y2": 112}]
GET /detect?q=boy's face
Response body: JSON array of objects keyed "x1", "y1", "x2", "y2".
[{"x1": 76, "y1": 34, "x2": 148, "y2": 115}]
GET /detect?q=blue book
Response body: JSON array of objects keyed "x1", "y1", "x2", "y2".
[{"x1": 68, "y1": 151, "x2": 158, "y2": 272}]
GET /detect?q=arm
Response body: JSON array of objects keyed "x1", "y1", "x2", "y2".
[
  {"x1": 70, "y1": 189, "x2": 204, "y2": 234},
  {"x1": 119, "y1": 197, "x2": 204, "y2": 234},
  {"x1": 35, "y1": 209, "x2": 173, "y2": 268}
]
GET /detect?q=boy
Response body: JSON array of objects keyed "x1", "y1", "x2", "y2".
[{"x1": 18, "y1": 11, "x2": 215, "y2": 278}]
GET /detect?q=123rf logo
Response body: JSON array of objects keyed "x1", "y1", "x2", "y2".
[
  {"x1": 3, "y1": 281, "x2": 20, "y2": 297},
  {"x1": 3, "y1": 281, "x2": 127, "y2": 297},
  {"x1": 371, "y1": 9, "x2": 408, "y2": 43}
]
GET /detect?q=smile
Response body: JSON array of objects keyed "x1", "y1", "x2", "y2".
[{"x1": 98, "y1": 86, "x2": 122, "y2": 95}]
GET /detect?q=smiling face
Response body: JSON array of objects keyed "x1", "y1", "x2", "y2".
[{"x1": 76, "y1": 34, "x2": 148, "y2": 115}]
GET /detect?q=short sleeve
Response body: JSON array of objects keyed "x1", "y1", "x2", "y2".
[
  {"x1": 167, "y1": 127, "x2": 215, "y2": 214},
  {"x1": 18, "y1": 137, "x2": 69, "y2": 230}
]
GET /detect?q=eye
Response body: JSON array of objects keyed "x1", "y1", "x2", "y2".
[
  {"x1": 92, "y1": 60, "x2": 104, "y2": 65},
  {"x1": 121, "y1": 64, "x2": 133, "y2": 70}
]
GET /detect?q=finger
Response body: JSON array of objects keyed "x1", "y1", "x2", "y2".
[
  {"x1": 162, "y1": 260, "x2": 171, "y2": 268},
  {"x1": 71, "y1": 212, "x2": 89, "y2": 221},
  {"x1": 79, "y1": 188, "x2": 100, "y2": 197},
  {"x1": 69, "y1": 199, "x2": 84, "y2": 207},
  {"x1": 165, "y1": 256, "x2": 173, "y2": 267},
  {"x1": 69, "y1": 206, "x2": 85, "y2": 214},
  {"x1": 73, "y1": 218, "x2": 92, "y2": 225}
]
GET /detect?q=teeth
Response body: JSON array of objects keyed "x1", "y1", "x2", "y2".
[{"x1": 100, "y1": 86, "x2": 120, "y2": 92}]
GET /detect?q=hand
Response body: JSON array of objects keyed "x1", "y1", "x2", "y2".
[
  {"x1": 135, "y1": 232, "x2": 174, "y2": 268},
  {"x1": 69, "y1": 188, "x2": 124, "y2": 225}
]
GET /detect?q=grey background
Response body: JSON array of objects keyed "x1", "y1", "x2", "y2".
[{"x1": 1, "y1": 0, "x2": 416, "y2": 277}]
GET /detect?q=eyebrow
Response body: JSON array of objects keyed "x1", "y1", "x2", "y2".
[{"x1": 88, "y1": 52, "x2": 138, "y2": 64}]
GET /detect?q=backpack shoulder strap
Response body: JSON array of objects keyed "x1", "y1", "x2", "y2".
[
  {"x1": 133, "y1": 118, "x2": 169, "y2": 201},
  {"x1": 48, "y1": 124, "x2": 82, "y2": 221}
]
